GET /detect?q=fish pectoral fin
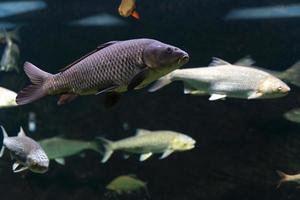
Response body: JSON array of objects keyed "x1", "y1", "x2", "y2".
[
  {"x1": 55, "y1": 158, "x2": 66, "y2": 165},
  {"x1": 57, "y1": 94, "x2": 78, "y2": 105},
  {"x1": 160, "y1": 149, "x2": 174, "y2": 159},
  {"x1": 128, "y1": 68, "x2": 149, "y2": 91},
  {"x1": 248, "y1": 91, "x2": 263, "y2": 99},
  {"x1": 12, "y1": 162, "x2": 28, "y2": 173},
  {"x1": 96, "y1": 86, "x2": 118, "y2": 95},
  {"x1": 209, "y1": 57, "x2": 231, "y2": 67},
  {"x1": 209, "y1": 94, "x2": 227, "y2": 101},
  {"x1": 101, "y1": 150, "x2": 114, "y2": 163},
  {"x1": 139, "y1": 152, "x2": 153, "y2": 161},
  {"x1": 104, "y1": 92, "x2": 122, "y2": 108},
  {"x1": 184, "y1": 84, "x2": 206, "y2": 96}
]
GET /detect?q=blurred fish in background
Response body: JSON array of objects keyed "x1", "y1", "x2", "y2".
[
  {"x1": 277, "y1": 170, "x2": 300, "y2": 188},
  {"x1": 0, "y1": 1, "x2": 47, "y2": 18},
  {"x1": 284, "y1": 108, "x2": 300, "y2": 123},
  {"x1": 69, "y1": 13, "x2": 126, "y2": 27},
  {"x1": 225, "y1": 4, "x2": 300, "y2": 20},
  {"x1": 0, "y1": 29, "x2": 20, "y2": 72},
  {"x1": 118, "y1": 0, "x2": 140, "y2": 19},
  {"x1": 38, "y1": 137, "x2": 103, "y2": 165},
  {"x1": 105, "y1": 174, "x2": 149, "y2": 198},
  {"x1": 0, "y1": 86, "x2": 17, "y2": 108},
  {"x1": 28, "y1": 112, "x2": 37, "y2": 133}
]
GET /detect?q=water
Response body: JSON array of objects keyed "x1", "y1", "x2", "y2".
[{"x1": 1, "y1": 0, "x2": 300, "y2": 199}]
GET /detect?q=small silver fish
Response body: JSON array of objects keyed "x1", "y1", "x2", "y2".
[
  {"x1": 277, "y1": 170, "x2": 300, "y2": 188},
  {"x1": 16, "y1": 38, "x2": 189, "y2": 106},
  {"x1": 38, "y1": 137, "x2": 102, "y2": 165},
  {"x1": 0, "y1": 126, "x2": 49, "y2": 174},
  {"x1": 149, "y1": 57, "x2": 290, "y2": 100},
  {"x1": 0, "y1": 86, "x2": 17, "y2": 108},
  {"x1": 99, "y1": 129, "x2": 196, "y2": 163},
  {"x1": 0, "y1": 32, "x2": 20, "y2": 72}
]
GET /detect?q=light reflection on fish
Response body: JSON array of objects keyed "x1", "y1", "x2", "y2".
[
  {"x1": 0, "y1": 126, "x2": 49, "y2": 174},
  {"x1": 149, "y1": 58, "x2": 290, "y2": 101},
  {"x1": 0, "y1": 86, "x2": 17, "y2": 108},
  {"x1": 225, "y1": 4, "x2": 300, "y2": 20}
]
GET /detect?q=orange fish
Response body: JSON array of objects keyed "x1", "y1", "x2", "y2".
[{"x1": 118, "y1": 0, "x2": 140, "y2": 19}]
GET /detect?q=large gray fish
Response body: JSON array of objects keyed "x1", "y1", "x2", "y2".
[
  {"x1": 0, "y1": 33, "x2": 20, "y2": 72},
  {"x1": 0, "y1": 126, "x2": 49, "y2": 174},
  {"x1": 149, "y1": 58, "x2": 290, "y2": 100},
  {"x1": 99, "y1": 129, "x2": 196, "y2": 163},
  {"x1": 16, "y1": 38, "x2": 189, "y2": 106}
]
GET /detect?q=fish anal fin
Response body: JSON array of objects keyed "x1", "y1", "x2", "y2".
[
  {"x1": 59, "y1": 41, "x2": 119, "y2": 72},
  {"x1": 57, "y1": 94, "x2": 78, "y2": 105},
  {"x1": 128, "y1": 69, "x2": 149, "y2": 91},
  {"x1": 209, "y1": 57, "x2": 231, "y2": 67},
  {"x1": 139, "y1": 152, "x2": 152, "y2": 161}
]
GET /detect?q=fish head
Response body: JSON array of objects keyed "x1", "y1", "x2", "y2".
[
  {"x1": 143, "y1": 41, "x2": 189, "y2": 73},
  {"x1": 259, "y1": 76, "x2": 290, "y2": 98},
  {"x1": 27, "y1": 150, "x2": 49, "y2": 174},
  {"x1": 171, "y1": 134, "x2": 196, "y2": 151}
]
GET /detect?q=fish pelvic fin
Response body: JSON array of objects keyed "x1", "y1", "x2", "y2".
[
  {"x1": 16, "y1": 62, "x2": 53, "y2": 105},
  {"x1": 0, "y1": 126, "x2": 8, "y2": 157},
  {"x1": 276, "y1": 170, "x2": 289, "y2": 188},
  {"x1": 148, "y1": 73, "x2": 173, "y2": 92},
  {"x1": 96, "y1": 137, "x2": 114, "y2": 163}
]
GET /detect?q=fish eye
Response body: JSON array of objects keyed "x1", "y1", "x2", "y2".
[
  {"x1": 278, "y1": 86, "x2": 282, "y2": 91},
  {"x1": 166, "y1": 47, "x2": 172, "y2": 54}
]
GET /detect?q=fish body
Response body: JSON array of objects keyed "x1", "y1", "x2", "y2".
[
  {"x1": 100, "y1": 129, "x2": 195, "y2": 163},
  {"x1": 149, "y1": 58, "x2": 290, "y2": 100},
  {"x1": 118, "y1": 0, "x2": 139, "y2": 19},
  {"x1": 0, "y1": 126, "x2": 49, "y2": 173},
  {"x1": 277, "y1": 170, "x2": 300, "y2": 187},
  {"x1": 0, "y1": 87, "x2": 17, "y2": 108},
  {"x1": 284, "y1": 108, "x2": 300, "y2": 123},
  {"x1": 38, "y1": 137, "x2": 101, "y2": 164},
  {"x1": 0, "y1": 35, "x2": 20, "y2": 72},
  {"x1": 16, "y1": 38, "x2": 189, "y2": 106},
  {"x1": 106, "y1": 175, "x2": 148, "y2": 195}
]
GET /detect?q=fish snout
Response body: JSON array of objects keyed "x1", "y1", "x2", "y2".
[
  {"x1": 176, "y1": 50, "x2": 190, "y2": 65},
  {"x1": 281, "y1": 85, "x2": 291, "y2": 94}
]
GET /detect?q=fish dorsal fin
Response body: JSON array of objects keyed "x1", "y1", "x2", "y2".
[
  {"x1": 59, "y1": 41, "x2": 119, "y2": 72},
  {"x1": 234, "y1": 56, "x2": 256, "y2": 66},
  {"x1": 209, "y1": 57, "x2": 231, "y2": 67},
  {"x1": 18, "y1": 127, "x2": 26, "y2": 137},
  {"x1": 135, "y1": 129, "x2": 151, "y2": 136}
]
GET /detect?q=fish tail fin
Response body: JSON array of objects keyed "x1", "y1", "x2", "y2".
[
  {"x1": 148, "y1": 73, "x2": 174, "y2": 92},
  {"x1": 0, "y1": 126, "x2": 8, "y2": 157},
  {"x1": 279, "y1": 61, "x2": 300, "y2": 87},
  {"x1": 276, "y1": 170, "x2": 289, "y2": 188},
  {"x1": 16, "y1": 62, "x2": 53, "y2": 105},
  {"x1": 96, "y1": 137, "x2": 114, "y2": 163}
]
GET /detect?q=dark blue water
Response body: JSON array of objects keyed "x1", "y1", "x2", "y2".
[{"x1": 1, "y1": 0, "x2": 300, "y2": 199}]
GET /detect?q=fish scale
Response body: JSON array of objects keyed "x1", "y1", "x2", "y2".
[{"x1": 48, "y1": 39, "x2": 150, "y2": 95}]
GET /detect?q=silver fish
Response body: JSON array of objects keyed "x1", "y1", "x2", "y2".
[
  {"x1": 0, "y1": 32, "x2": 20, "y2": 72},
  {"x1": 149, "y1": 57, "x2": 290, "y2": 100},
  {"x1": 38, "y1": 137, "x2": 102, "y2": 165},
  {"x1": 0, "y1": 86, "x2": 17, "y2": 108},
  {"x1": 0, "y1": 126, "x2": 49, "y2": 174},
  {"x1": 16, "y1": 38, "x2": 189, "y2": 106},
  {"x1": 99, "y1": 129, "x2": 196, "y2": 163}
]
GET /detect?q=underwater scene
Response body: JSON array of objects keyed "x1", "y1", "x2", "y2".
[{"x1": 1, "y1": 0, "x2": 300, "y2": 199}]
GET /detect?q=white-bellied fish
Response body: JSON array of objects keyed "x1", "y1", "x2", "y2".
[
  {"x1": 0, "y1": 31, "x2": 20, "y2": 72},
  {"x1": 0, "y1": 126, "x2": 49, "y2": 173},
  {"x1": 38, "y1": 137, "x2": 102, "y2": 165},
  {"x1": 118, "y1": 0, "x2": 140, "y2": 19},
  {"x1": 0, "y1": 86, "x2": 17, "y2": 108},
  {"x1": 106, "y1": 175, "x2": 149, "y2": 196},
  {"x1": 16, "y1": 39, "x2": 189, "y2": 106},
  {"x1": 277, "y1": 170, "x2": 300, "y2": 188},
  {"x1": 149, "y1": 57, "x2": 290, "y2": 101},
  {"x1": 99, "y1": 129, "x2": 195, "y2": 163}
]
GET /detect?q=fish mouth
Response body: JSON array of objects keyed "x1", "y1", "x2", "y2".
[{"x1": 178, "y1": 54, "x2": 189, "y2": 65}]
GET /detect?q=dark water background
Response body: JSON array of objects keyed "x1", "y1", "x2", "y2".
[{"x1": 1, "y1": 0, "x2": 300, "y2": 199}]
